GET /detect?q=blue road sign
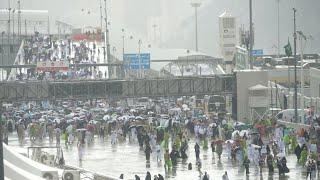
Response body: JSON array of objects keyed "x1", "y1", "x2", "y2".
[
  {"x1": 123, "y1": 53, "x2": 150, "y2": 70},
  {"x1": 251, "y1": 49, "x2": 264, "y2": 56}
]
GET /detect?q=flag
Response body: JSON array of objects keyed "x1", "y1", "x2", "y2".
[{"x1": 284, "y1": 38, "x2": 292, "y2": 57}]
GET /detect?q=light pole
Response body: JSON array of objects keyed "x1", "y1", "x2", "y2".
[
  {"x1": 0, "y1": 100, "x2": 3, "y2": 180},
  {"x1": 12, "y1": 9, "x2": 15, "y2": 37},
  {"x1": 277, "y1": 0, "x2": 280, "y2": 57},
  {"x1": 190, "y1": 1, "x2": 201, "y2": 52},
  {"x1": 99, "y1": 0, "x2": 103, "y2": 32},
  {"x1": 138, "y1": 39, "x2": 142, "y2": 79},
  {"x1": 104, "y1": 0, "x2": 111, "y2": 79},
  {"x1": 297, "y1": 31, "x2": 307, "y2": 122},
  {"x1": 1, "y1": 32, "x2": 4, "y2": 81},
  {"x1": 17, "y1": 0, "x2": 21, "y2": 40},
  {"x1": 249, "y1": 0, "x2": 253, "y2": 69},
  {"x1": 293, "y1": 8, "x2": 298, "y2": 122},
  {"x1": 121, "y1": 28, "x2": 125, "y2": 61},
  {"x1": 152, "y1": 24, "x2": 157, "y2": 45}
]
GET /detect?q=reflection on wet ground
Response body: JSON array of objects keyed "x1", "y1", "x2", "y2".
[{"x1": 8, "y1": 134, "x2": 311, "y2": 180}]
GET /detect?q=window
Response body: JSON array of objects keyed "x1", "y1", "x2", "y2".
[{"x1": 223, "y1": 18, "x2": 235, "y2": 28}]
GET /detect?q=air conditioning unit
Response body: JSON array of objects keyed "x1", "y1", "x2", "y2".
[{"x1": 63, "y1": 170, "x2": 80, "y2": 180}]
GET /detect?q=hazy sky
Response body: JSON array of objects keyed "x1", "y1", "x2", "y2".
[{"x1": 0, "y1": 0, "x2": 319, "y2": 57}]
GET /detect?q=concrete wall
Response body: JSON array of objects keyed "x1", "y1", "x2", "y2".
[
  {"x1": 236, "y1": 70, "x2": 268, "y2": 122},
  {"x1": 310, "y1": 68, "x2": 320, "y2": 97}
]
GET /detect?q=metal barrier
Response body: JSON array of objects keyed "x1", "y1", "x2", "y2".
[{"x1": 64, "y1": 165, "x2": 118, "y2": 180}]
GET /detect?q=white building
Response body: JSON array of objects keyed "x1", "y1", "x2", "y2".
[
  {"x1": 0, "y1": 9, "x2": 49, "y2": 35},
  {"x1": 219, "y1": 10, "x2": 236, "y2": 72}
]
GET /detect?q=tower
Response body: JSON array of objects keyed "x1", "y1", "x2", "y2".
[{"x1": 219, "y1": 10, "x2": 236, "y2": 73}]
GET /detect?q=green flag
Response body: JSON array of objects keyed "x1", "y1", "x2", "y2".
[{"x1": 284, "y1": 38, "x2": 292, "y2": 57}]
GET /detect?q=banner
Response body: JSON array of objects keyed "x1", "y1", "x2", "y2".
[{"x1": 36, "y1": 61, "x2": 69, "y2": 72}]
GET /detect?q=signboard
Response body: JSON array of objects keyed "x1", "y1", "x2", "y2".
[
  {"x1": 251, "y1": 49, "x2": 264, "y2": 56},
  {"x1": 123, "y1": 53, "x2": 150, "y2": 70},
  {"x1": 36, "y1": 61, "x2": 69, "y2": 72}
]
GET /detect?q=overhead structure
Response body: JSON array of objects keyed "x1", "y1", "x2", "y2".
[{"x1": 0, "y1": 75, "x2": 234, "y2": 101}]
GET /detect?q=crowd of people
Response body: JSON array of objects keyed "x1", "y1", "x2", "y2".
[
  {"x1": 1, "y1": 98, "x2": 320, "y2": 179},
  {"x1": 11, "y1": 32, "x2": 107, "y2": 81}
]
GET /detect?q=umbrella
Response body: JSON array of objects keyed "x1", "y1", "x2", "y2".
[
  {"x1": 103, "y1": 115, "x2": 110, "y2": 121},
  {"x1": 135, "y1": 116, "x2": 143, "y2": 120},
  {"x1": 89, "y1": 120, "x2": 98, "y2": 124},
  {"x1": 38, "y1": 118, "x2": 45, "y2": 122},
  {"x1": 182, "y1": 104, "x2": 188, "y2": 109},
  {"x1": 209, "y1": 123, "x2": 217, "y2": 127},
  {"x1": 232, "y1": 130, "x2": 240, "y2": 138},
  {"x1": 225, "y1": 139, "x2": 234, "y2": 144},
  {"x1": 156, "y1": 126, "x2": 165, "y2": 130},
  {"x1": 251, "y1": 144, "x2": 261, "y2": 149}
]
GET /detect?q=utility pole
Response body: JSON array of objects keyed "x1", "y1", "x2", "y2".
[
  {"x1": 121, "y1": 28, "x2": 124, "y2": 61},
  {"x1": 7, "y1": 0, "x2": 11, "y2": 69},
  {"x1": 293, "y1": 8, "x2": 298, "y2": 122},
  {"x1": 12, "y1": 9, "x2": 15, "y2": 37},
  {"x1": 277, "y1": 0, "x2": 280, "y2": 57},
  {"x1": 17, "y1": 0, "x2": 21, "y2": 40},
  {"x1": 191, "y1": 1, "x2": 201, "y2": 52},
  {"x1": 152, "y1": 24, "x2": 157, "y2": 45},
  {"x1": 249, "y1": 0, "x2": 253, "y2": 69},
  {"x1": 0, "y1": 100, "x2": 3, "y2": 180},
  {"x1": 104, "y1": 0, "x2": 111, "y2": 79},
  {"x1": 297, "y1": 31, "x2": 307, "y2": 122},
  {"x1": 99, "y1": 0, "x2": 103, "y2": 32},
  {"x1": 138, "y1": 39, "x2": 142, "y2": 79}
]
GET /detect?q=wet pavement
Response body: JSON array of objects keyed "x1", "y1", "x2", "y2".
[{"x1": 8, "y1": 133, "x2": 312, "y2": 180}]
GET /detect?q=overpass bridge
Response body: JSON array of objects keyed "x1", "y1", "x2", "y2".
[{"x1": 0, "y1": 75, "x2": 235, "y2": 101}]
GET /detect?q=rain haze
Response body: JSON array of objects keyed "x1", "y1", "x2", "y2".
[
  {"x1": 0, "y1": 0, "x2": 319, "y2": 56},
  {"x1": 2, "y1": 0, "x2": 320, "y2": 180}
]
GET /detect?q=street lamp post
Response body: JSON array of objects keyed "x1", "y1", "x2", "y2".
[
  {"x1": 104, "y1": 0, "x2": 111, "y2": 79},
  {"x1": 297, "y1": 31, "x2": 307, "y2": 123},
  {"x1": 0, "y1": 101, "x2": 3, "y2": 180},
  {"x1": 1, "y1": 32, "x2": 4, "y2": 81},
  {"x1": 190, "y1": 1, "x2": 201, "y2": 52},
  {"x1": 293, "y1": 8, "x2": 298, "y2": 122},
  {"x1": 12, "y1": 9, "x2": 15, "y2": 38},
  {"x1": 138, "y1": 39, "x2": 142, "y2": 79},
  {"x1": 121, "y1": 28, "x2": 125, "y2": 61},
  {"x1": 152, "y1": 24, "x2": 157, "y2": 45},
  {"x1": 277, "y1": 0, "x2": 280, "y2": 57},
  {"x1": 249, "y1": 0, "x2": 253, "y2": 69},
  {"x1": 18, "y1": 0, "x2": 21, "y2": 40}
]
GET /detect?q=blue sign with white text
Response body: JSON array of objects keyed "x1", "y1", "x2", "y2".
[
  {"x1": 251, "y1": 49, "x2": 264, "y2": 56},
  {"x1": 123, "y1": 53, "x2": 150, "y2": 70}
]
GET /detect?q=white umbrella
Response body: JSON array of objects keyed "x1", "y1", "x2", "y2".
[
  {"x1": 38, "y1": 118, "x2": 45, "y2": 122},
  {"x1": 103, "y1": 115, "x2": 110, "y2": 121},
  {"x1": 135, "y1": 116, "x2": 143, "y2": 120},
  {"x1": 225, "y1": 139, "x2": 234, "y2": 144},
  {"x1": 182, "y1": 104, "x2": 188, "y2": 109},
  {"x1": 231, "y1": 130, "x2": 240, "y2": 139}
]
